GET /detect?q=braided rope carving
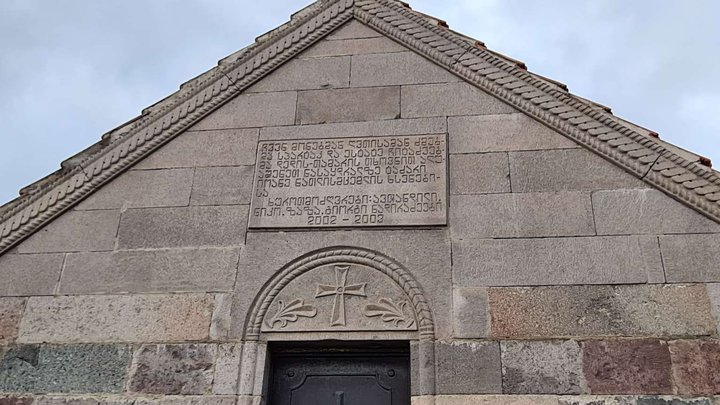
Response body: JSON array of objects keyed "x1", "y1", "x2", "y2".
[
  {"x1": 356, "y1": 0, "x2": 720, "y2": 223},
  {"x1": 245, "y1": 247, "x2": 435, "y2": 341},
  {"x1": 0, "y1": 0, "x2": 354, "y2": 253}
]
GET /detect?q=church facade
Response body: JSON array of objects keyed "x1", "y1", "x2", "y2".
[{"x1": 1, "y1": 1, "x2": 720, "y2": 404}]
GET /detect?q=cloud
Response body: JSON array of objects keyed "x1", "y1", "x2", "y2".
[{"x1": 0, "y1": 0, "x2": 718, "y2": 205}]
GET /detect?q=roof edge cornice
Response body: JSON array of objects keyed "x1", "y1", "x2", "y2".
[
  {"x1": 1, "y1": 0, "x2": 718, "y2": 254},
  {"x1": 356, "y1": 0, "x2": 720, "y2": 220},
  {"x1": 0, "y1": 0, "x2": 354, "y2": 253}
]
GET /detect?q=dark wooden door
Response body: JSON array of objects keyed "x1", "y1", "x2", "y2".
[{"x1": 268, "y1": 345, "x2": 410, "y2": 405}]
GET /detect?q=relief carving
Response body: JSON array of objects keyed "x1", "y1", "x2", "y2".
[
  {"x1": 363, "y1": 298, "x2": 417, "y2": 329},
  {"x1": 266, "y1": 299, "x2": 317, "y2": 329},
  {"x1": 315, "y1": 265, "x2": 367, "y2": 326}
]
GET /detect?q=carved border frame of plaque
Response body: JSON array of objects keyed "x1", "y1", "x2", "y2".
[{"x1": 238, "y1": 247, "x2": 437, "y2": 399}]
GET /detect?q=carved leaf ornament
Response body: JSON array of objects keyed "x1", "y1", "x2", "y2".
[
  {"x1": 266, "y1": 299, "x2": 318, "y2": 328},
  {"x1": 363, "y1": 298, "x2": 416, "y2": 328}
]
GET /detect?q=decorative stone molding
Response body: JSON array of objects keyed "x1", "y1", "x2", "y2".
[
  {"x1": 245, "y1": 247, "x2": 433, "y2": 340},
  {"x1": 1, "y1": 0, "x2": 719, "y2": 254}
]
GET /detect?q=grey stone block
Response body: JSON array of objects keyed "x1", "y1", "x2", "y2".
[
  {"x1": 0, "y1": 297, "x2": 25, "y2": 344},
  {"x1": 16, "y1": 210, "x2": 120, "y2": 254},
  {"x1": 60, "y1": 248, "x2": 240, "y2": 294},
  {"x1": 453, "y1": 236, "x2": 665, "y2": 286},
  {"x1": 435, "y1": 341, "x2": 502, "y2": 394},
  {"x1": 450, "y1": 192, "x2": 595, "y2": 239},
  {"x1": 709, "y1": 284, "x2": 720, "y2": 335},
  {"x1": 647, "y1": 394, "x2": 707, "y2": 404},
  {"x1": 190, "y1": 91, "x2": 297, "y2": 131},
  {"x1": 117, "y1": 205, "x2": 248, "y2": 249},
  {"x1": 501, "y1": 340, "x2": 585, "y2": 394},
  {"x1": 489, "y1": 284, "x2": 716, "y2": 338},
  {"x1": 135, "y1": 129, "x2": 258, "y2": 169},
  {"x1": 427, "y1": 396, "x2": 559, "y2": 405},
  {"x1": 448, "y1": 113, "x2": 576, "y2": 153},
  {"x1": 351, "y1": 52, "x2": 460, "y2": 87},
  {"x1": 76, "y1": 168, "x2": 193, "y2": 210},
  {"x1": 452, "y1": 288, "x2": 488, "y2": 338},
  {"x1": 593, "y1": 189, "x2": 720, "y2": 235},
  {"x1": 403, "y1": 83, "x2": 517, "y2": 118},
  {"x1": 326, "y1": 20, "x2": 383, "y2": 40},
  {"x1": 660, "y1": 234, "x2": 720, "y2": 283},
  {"x1": 510, "y1": 149, "x2": 647, "y2": 193},
  {"x1": 0, "y1": 253, "x2": 63, "y2": 296},
  {"x1": 296, "y1": 86, "x2": 400, "y2": 125},
  {"x1": 191, "y1": 166, "x2": 254, "y2": 206},
  {"x1": 301, "y1": 36, "x2": 406, "y2": 58},
  {"x1": 230, "y1": 229, "x2": 452, "y2": 339},
  {"x1": 260, "y1": 117, "x2": 446, "y2": 141},
  {"x1": 17, "y1": 294, "x2": 215, "y2": 343},
  {"x1": 450, "y1": 153, "x2": 510, "y2": 195},
  {"x1": 210, "y1": 293, "x2": 232, "y2": 341},
  {"x1": 246, "y1": 56, "x2": 350, "y2": 93},
  {"x1": 129, "y1": 344, "x2": 216, "y2": 395},
  {"x1": 0, "y1": 344, "x2": 131, "y2": 393},
  {"x1": 213, "y1": 343, "x2": 242, "y2": 395}
]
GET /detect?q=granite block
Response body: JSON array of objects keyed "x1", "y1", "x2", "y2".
[
  {"x1": 557, "y1": 396, "x2": 635, "y2": 405},
  {"x1": 117, "y1": 205, "x2": 248, "y2": 249},
  {"x1": 301, "y1": 36, "x2": 406, "y2": 58},
  {"x1": 0, "y1": 298, "x2": 25, "y2": 344},
  {"x1": 351, "y1": 52, "x2": 460, "y2": 87},
  {"x1": 426, "y1": 396, "x2": 559, "y2": 405},
  {"x1": 448, "y1": 113, "x2": 576, "y2": 153},
  {"x1": 191, "y1": 166, "x2": 254, "y2": 206},
  {"x1": 403, "y1": 83, "x2": 517, "y2": 118},
  {"x1": 246, "y1": 56, "x2": 350, "y2": 92},
  {"x1": 189, "y1": 91, "x2": 297, "y2": 130},
  {"x1": 0, "y1": 344, "x2": 131, "y2": 393},
  {"x1": 231, "y1": 229, "x2": 452, "y2": 339},
  {"x1": 489, "y1": 285, "x2": 715, "y2": 338},
  {"x1": 668, "y1": 340, "x2": 720, "y2": 395},
  {"x1": 636, "y1": 398, "x2": 712, "y2": 405},
  {"x1": 75, "y1": 169, "x2": 193, "y2": 210},
  {"x1": 435, "y1": 341, "x2": 502, "y2": 394},
  {"x1": 660, "y1": 234, "x2": 720, "y2": 283},
  {"x1": 453, "y1": 236, "x2": 664, "y2": 287},
  {"x1": 450, "y1": 192, "x2": 595, "y2": 239},
  {"x1": 18, "y1": 294, "x2": 214, "y2": 343},
  {"x1": 449, "y1": 153, "x2": 510, "y2": 195},
  {"x1": 582, "y1": 340, "x2": 673, "y2": 395},
  {"x1": 16, "y1": 210, "x2": 120, "y2": 254},
  {"x1": 327, "y1": 20, "x2": 382, "y2": 40},
  {"x1": 593, "y1": 189, "x2": 720, "y2": 235},
  {"x1": 134, "y1": 128, "x2": 258, "y2": 169},
  {"x1": 509, "y1": 149, "x2": 647, "y2": 192},
  {"x1": 260, "y1": 117, "x2": 446, "y2": 140},
  {"x1": 0, "y1": 254, "x2": 63, "y2": 296},
  {"x1": 60, "y1": 248, "x2": 240, "y2": 294},
  {"x1": 501, "y1": 340, "x2": 585, "y2": 395},
  {"x1": 709, "y1": 284, "x2": 720, "y2": 335},
  {"x1": 452, "y1": 288, "x2": 489, "y2": 338},
  {"x1": 213, "y1": 343, "x2": 242, "y2": 395},
  {"x1": 129, "y1": 344, "x2": 216, "y2": 395},
  {"x1": 0, "y1": 397, "x2": 33, "y2": 405},
  {"x1": 296, "y1": 86, "x2": 400, "y2": 125}
]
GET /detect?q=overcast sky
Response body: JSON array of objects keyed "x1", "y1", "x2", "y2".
[{"x1": 0, "y1": 0, "x2": 718, "y2": 206}]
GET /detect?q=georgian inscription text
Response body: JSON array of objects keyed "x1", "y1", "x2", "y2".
[{"x1": 249, "y1": 134, "x2": 448, "y2": 228}]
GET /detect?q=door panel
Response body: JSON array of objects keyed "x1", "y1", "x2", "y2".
[{"x1": 269, "y1": 348, "x2": 410, "y2": 405}]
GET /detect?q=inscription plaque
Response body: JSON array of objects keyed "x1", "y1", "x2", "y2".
[{"x1": 249, "y1": 134, "x2": 447, "y2": 228}]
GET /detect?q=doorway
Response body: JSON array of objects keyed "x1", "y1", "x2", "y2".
[{"x1": 266, "y1": 341, "x2": 411, "y2": 405}]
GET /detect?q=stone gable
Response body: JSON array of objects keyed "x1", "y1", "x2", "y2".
[{"x1": 1, "y1": 10, "x2": 719, "y2": 405}]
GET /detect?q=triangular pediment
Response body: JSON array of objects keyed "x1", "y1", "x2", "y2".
[{"x1": 1, "y1": 0, "x2": 719, "y2": 254}]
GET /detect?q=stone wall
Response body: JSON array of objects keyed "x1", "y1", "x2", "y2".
[{"x1": 1, "y1": 20, "x2": 719, "y2": 404}]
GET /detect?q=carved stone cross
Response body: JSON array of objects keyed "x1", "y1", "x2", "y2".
[{"x1": 315, "y1": 265, "x2": 367, "y2": 326}]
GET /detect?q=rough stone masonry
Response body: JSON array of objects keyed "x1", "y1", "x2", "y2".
[{"x1": 1, "y1": 1, "x2": 720, "y2": 405}]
